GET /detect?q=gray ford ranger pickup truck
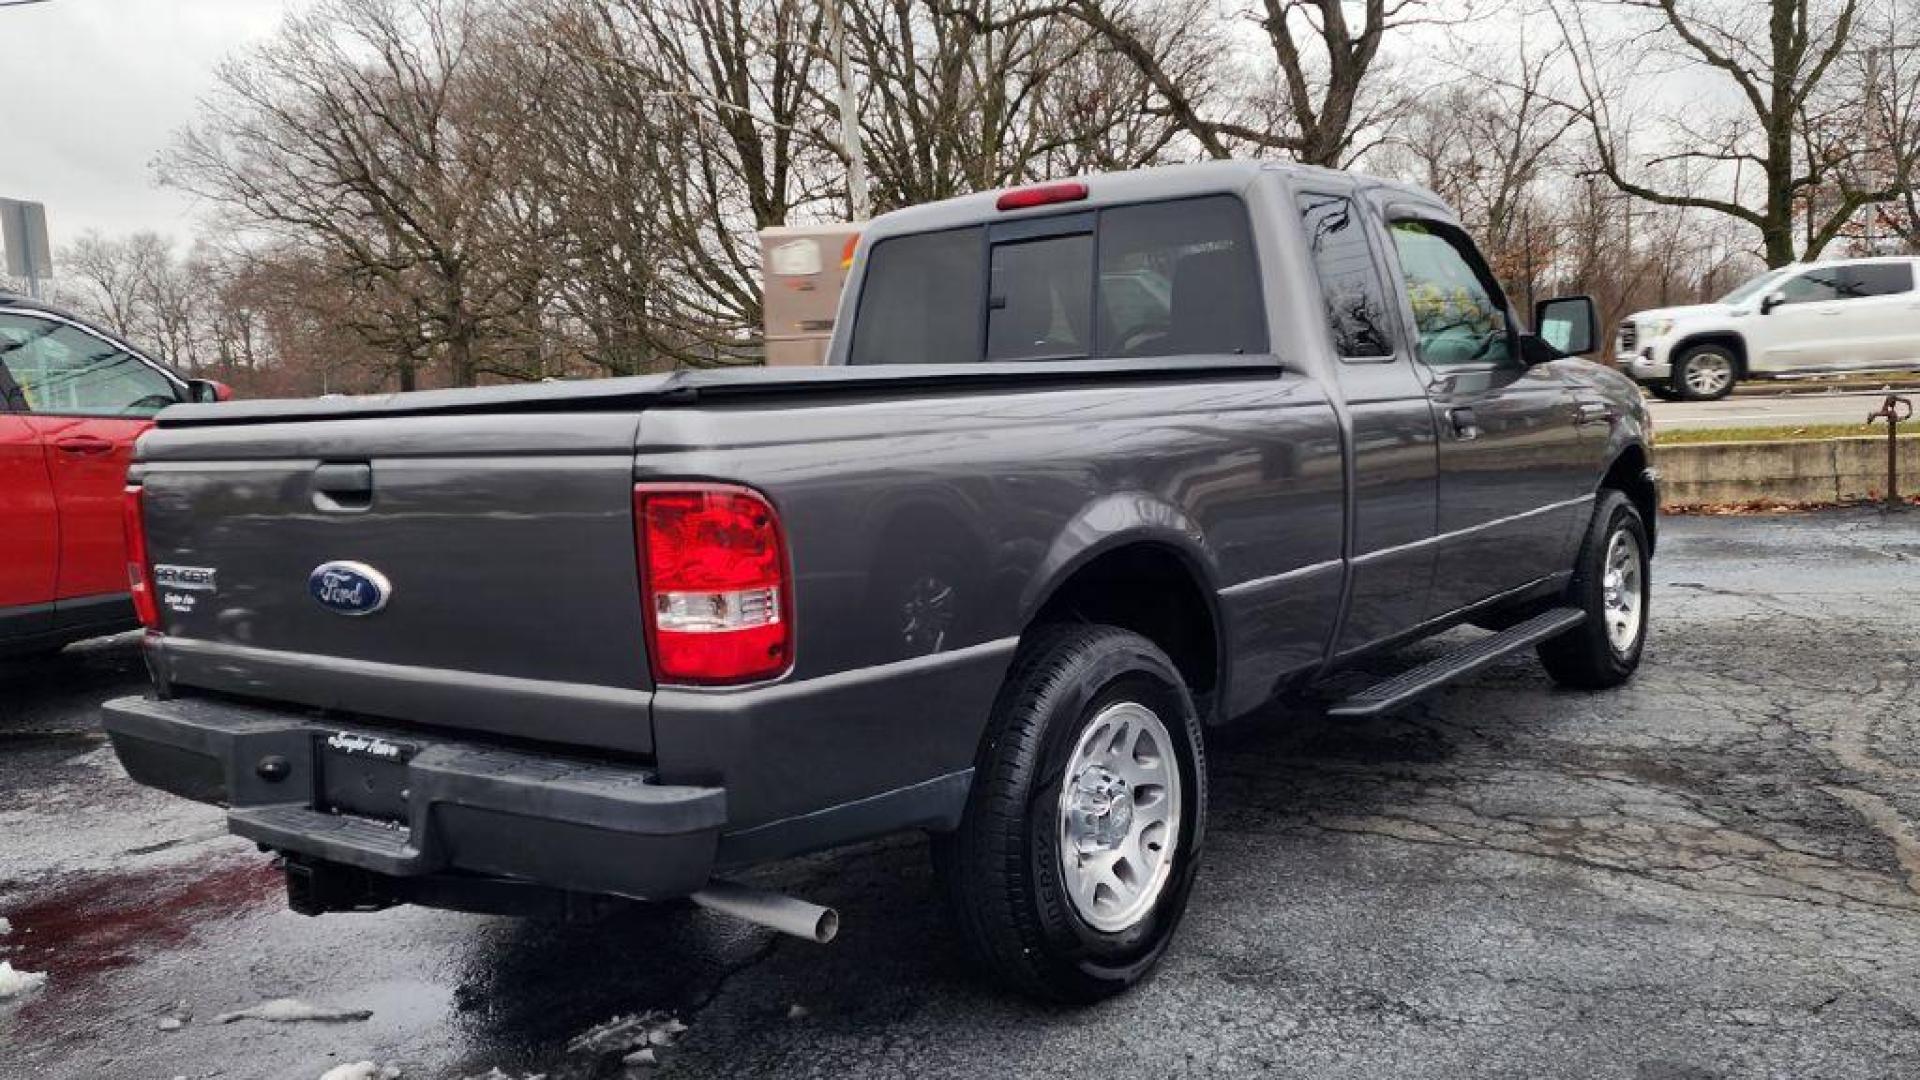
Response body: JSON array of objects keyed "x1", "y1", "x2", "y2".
[{"x1": 105, "y1": 161, "x2": 1656, "y2": 1002}]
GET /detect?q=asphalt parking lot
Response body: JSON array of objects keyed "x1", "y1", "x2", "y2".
[{"x1": 4, "y1": 509, "x2": 1919, "y2": 1080}]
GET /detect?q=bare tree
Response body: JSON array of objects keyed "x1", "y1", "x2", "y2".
[
  {"x1": 1385, "y1": 32, "x2": 1580, "y2": 305},
  {"x1": 511, "y1": 0, "x2": 836, "y2": 369},
  {"x1": 1052, "y1": 0, "x2": 1456, "y2": 167},
  {"x1": 159, "y1": 0, "x2": 546, "y2": 388},
  {"x1": 1556, "y1": 0, "x2": 1917, "y2": 265},
  {"x1": 59, "y1": 231, "x2": 169, "y2": 339}
]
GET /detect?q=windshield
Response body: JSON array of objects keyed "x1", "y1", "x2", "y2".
[{"x1": 1718, "y1": 269, "x2": 1787, "y2": 305}]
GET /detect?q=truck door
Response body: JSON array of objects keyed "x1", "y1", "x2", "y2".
[
  {"x1": 1297, "y1": 191, "x2": 1438, "y2": 655},
  {"x1": 1756, "y1": 265, "x2": 1852, "y2": 370},
  {"x1": 1829, "y1": 262, "x2": 1917, "y2": 368},
  {"x1": 1381, "y1": 216, "x2": 1587, "y2": 620},
  {"x1": 0, "y1": 312, "x2": 183, "y2": 611}
]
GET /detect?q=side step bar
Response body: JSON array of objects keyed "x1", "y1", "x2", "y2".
[{"x1": 1327, "y1": 607, "x2": 1587, "y2": 718}]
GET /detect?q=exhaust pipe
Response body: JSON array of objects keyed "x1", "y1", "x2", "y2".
[{"x1": 690, "y1": 880, "x2": 839, "y2": 944}]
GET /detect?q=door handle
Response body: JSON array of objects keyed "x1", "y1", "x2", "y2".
[
  {"x1": 53, "y1": 435, "x2": 115, "y2": 456},
  {"x1": 312, "y1": 462, "x2": 373, "y2": 512},
  {"x1": 1574, "y1": 401, "x2": 1613, "y2": 427},
  {"x1": 1447, "y1": 406, "x2": 1479, "y2": 441}
]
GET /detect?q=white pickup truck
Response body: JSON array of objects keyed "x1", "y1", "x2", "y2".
[{"x1": 1618, "y1": 256, "x2": 1920, "y2": 400}]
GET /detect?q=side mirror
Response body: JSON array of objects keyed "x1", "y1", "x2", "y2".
[
  {"x1": 1532, "y1": 295, "x2": 1598, "y2": 358},
  {"x1": 1759, "y1": 291, "x2": 1785, "y2": 315},
  {"x1": 187, "y1": 378, "x2": 234, "y2": 404}
]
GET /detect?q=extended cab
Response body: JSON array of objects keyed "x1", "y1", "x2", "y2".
[
  {"x1": 1619, "y1": 256, "x2": 1920, "y2": 400},
  {"x1": 1, "y1": 294, "x2": 229, "y2": 656},
  {"x1": 104, "y1": 162, "x2": 1656, "y2": 1002}
]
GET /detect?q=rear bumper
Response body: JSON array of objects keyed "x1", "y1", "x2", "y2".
[{"x1": 102, "y1": 694, "x2": 725, "y2": 901}]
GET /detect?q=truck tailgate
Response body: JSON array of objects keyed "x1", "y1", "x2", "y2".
[{"x1": 134, "y1": 411, "x2": 655, "y2": 754}]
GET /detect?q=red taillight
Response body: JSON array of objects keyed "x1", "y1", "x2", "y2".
[
  {"x1": 995, "y1": 181, "x2": 1088, "y2": 212},
  {"x1": 122, "y1": 484, "x2": 160, "y2": 632},
  {"x1": 635, "y1": 484, "x2": 791, "y2": 685}
]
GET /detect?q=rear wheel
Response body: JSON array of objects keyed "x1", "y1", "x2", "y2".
[
  {"x1": 1671, "y1": 344, "x2": 1738, "y2": 401},
  {"x1": 933, "y1": 624, "x2": 1205, "y2": 1003},
  {"x1": 1539, "y1": 490, "x2": 1650, "y2": 689}
]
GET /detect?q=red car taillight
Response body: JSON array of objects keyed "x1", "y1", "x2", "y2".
[
  {"x1": 122, "y1": 484, "x2": 160, "y2": 632},
  {"x1": 635, "y1": 484, "x2": 791, "y2": 685}
]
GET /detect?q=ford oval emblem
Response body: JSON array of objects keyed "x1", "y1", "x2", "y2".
[{"x1": 309, "y1": 561, "x2": 393, "y2": 616}]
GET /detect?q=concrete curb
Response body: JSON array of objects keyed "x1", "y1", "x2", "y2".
[{"x1": 1654, "y1": 435, "x2": 1920, "y2": 508}]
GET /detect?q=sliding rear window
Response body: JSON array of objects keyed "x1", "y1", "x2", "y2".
[{"x1": 846, "y1": 195, "x2": 1265, "y2": 365}]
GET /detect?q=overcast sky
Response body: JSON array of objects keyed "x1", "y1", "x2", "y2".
[{"x1": 0, "y1": 0, "x2": 299, "y2": 258}]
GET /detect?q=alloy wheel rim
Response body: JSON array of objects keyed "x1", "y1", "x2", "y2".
[
  {"x1": 1685, "y1": 353, "x2": 1733, "y2": 395},
  {"x1": 1602, "y1": 528, "x2": 1644, "y2": 656},
  {"x1": 1057, "y1": 700, "x2": 1182, "y2": 933}
]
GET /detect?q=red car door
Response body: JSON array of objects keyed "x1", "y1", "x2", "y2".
[
  {"x1": 0, "y1": 411, "x2": 60, "y2": 638},
  {"x1": 34, "y1": 413, "x2": 157, "y2": 598},
  {"x1": 0, "y1": 311, "x2": 184, "y2": 606}
]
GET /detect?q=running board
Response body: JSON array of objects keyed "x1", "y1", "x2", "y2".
[{"x1": 1326, "y1": 607, "x2": 1587, "y2": 718}]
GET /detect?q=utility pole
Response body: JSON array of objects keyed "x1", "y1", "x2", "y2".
[{"x1": 821, "y1": 0, "x2": 870, "y2": 220}]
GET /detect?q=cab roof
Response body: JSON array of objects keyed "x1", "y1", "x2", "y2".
[{"x1": 858, "y1": 159, "x2": 1452, "y2": 245}]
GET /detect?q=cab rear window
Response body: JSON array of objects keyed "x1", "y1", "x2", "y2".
[{"x1": 847, "y1": 195, "x2": 1265, "y2": 365}]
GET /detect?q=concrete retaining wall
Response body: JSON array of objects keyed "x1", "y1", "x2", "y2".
[{"x1": 1654, "y1": 435, "x2": 1920, "y2": 507}]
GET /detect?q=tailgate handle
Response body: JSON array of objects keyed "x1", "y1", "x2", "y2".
[{"x1": 313, "y1": 463, "x2": 373, "y2": 512}]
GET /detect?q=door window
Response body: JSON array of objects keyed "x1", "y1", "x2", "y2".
[
  {"x1": 1838, "y1": 263, "x2": 1913, "y2": 298},
  {"x1": 1297, "y1": 194, "x2": 1394, "y2": 359},
  {"x1": 0, "y1": 314, "x2": 179, "y2": 418},
  {"x1": 1388, "y1": 220, "x2": 1511, "y2": 367},
  {"x1": 1775, "y1": 267, "x2": 1844, "y2": 305}
]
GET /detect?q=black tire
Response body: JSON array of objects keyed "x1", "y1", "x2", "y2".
[
  {"x1": 1538, "y1": 490, "x2": 1650, "y2": 689},
  {"x1": 1671, "y1": 344, "x2": 1739, "y2": 401},
  {"x1": 932, "y1": 624, "x2": 1206, "y2": 1003}
]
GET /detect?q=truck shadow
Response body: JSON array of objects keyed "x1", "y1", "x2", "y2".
[
  {"x1": 450, "y1": 649, "x2": 1504, "y2": 1073},
  {"x1": 0, "y1": 632, "x2": 147, "y2": 730}
]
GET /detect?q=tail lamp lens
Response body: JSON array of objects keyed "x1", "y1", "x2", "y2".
[
  {"x1": 635, "y1": 485, "x2": 791, "y2": 685},
  {"x1": 122, "y1": 484, "x2": 160, "y2": 632}
]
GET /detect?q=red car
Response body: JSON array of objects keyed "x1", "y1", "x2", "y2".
[{"x1": 1, "y1": 293, "x2": 228, "y2": 656}]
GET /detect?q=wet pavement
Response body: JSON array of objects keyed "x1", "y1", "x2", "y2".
[{"x1": 4, "y1": 509, "x2": 1920, "y2": 1080}]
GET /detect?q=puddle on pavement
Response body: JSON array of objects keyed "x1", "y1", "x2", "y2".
[{"x1": 0, "y1": 855, "x2": 281, "y2": 1009}]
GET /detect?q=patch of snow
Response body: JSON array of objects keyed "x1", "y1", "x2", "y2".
[
  {"x1": 216, "y1": 997, "x2": 373, "y2": 1024},
  {"x1": 563, "y1": 1011, "x2": 686, "y2": 1070},
  {"x1": 158, "y1": 1016, "x2": 184, "y2": 1031},
  {"x1": 318, "y1": 1063, "x2": 400, "y2": 1080},
  {"x1": 0, "y1": 961, "x2": 47, "y2": 999},
  {"x1": 0, "y1": 916, "x2": 12, "y2": 935}
]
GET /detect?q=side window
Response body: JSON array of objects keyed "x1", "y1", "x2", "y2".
[
  {"x1": 0, "y1": 314, "x2": 180, "y2": 417},
  {"x1": 847, "y1": 226, "x2": 985, "y2": 366},
  {"x1": 1838, "y1": 263, "x2": 1913, "y2": 298},
  {"x1": 1096, "y1": 196, "x2": 1265, "y2": 357},
  {"x1": 987, "y1": 233, "x2": 1093, "y2": 361},
  {"x1": 1776, "y1": 267, "x2": 1843, "y2": 305},
  {"x1": 1388, "y1": 220, "x2": 1511, "y2": 368},
  {"x1": 1296, "y1": 193, "x2": 1393, "y2": 359}
]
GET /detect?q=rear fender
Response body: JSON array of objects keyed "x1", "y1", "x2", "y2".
[{"x1": 1019, "y1": 492, "x2": 1219, "y2": 622}]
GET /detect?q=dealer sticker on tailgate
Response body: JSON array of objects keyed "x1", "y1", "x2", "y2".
[{"x1": 325, "y1": 731, "x2": 416, "y2": 763}]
